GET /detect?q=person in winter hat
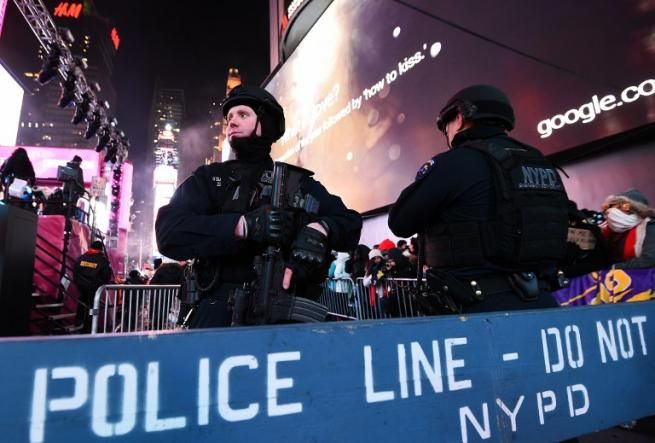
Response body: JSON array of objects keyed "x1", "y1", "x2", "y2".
[
  {"x1": 378, "y1": 238, "x2": 396, "y2": 253},
  {"x1": 601, "y1": 188, "x2": 655, "y2": 269}
]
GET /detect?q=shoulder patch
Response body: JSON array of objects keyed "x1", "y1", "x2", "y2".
[{"x1": 415, "y1": 158, "x2": 436, "y2": 180}]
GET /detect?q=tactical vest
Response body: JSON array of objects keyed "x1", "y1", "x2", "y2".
[
  {"x1": 424, "y1": 138, "x2": 570, "y2": 271},
  {"x1": 204, "y1": 160, "x2": 273, "y2": 216}
]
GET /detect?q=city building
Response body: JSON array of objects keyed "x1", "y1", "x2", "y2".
[
  {"x1": 131, "y1": 85, "x2": 185, "y2": 260},
  {"x1": 15, "y1": 0, "x2": 118, "y2": 148},
  {"x1": 151, "y1": 87, "x2": 185, "y2": 169}
]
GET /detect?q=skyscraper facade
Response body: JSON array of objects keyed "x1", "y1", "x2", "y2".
[{"x1": 151, "y1": 88, "x2": 185, "y2": 168}]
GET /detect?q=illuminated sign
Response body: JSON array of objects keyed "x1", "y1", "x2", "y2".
[
  {"x1": 53, "y1": 2, "x2": 83, "y2": 19},
  {"x1": 0, "y1": 64, "x2": 24, "y2": 146},
  {"x1": 110, "y1": 27, "x2": 120, "y2": 51},
  {"x1": 0, "y1": 0, "x2": 8, "y2": 40}
]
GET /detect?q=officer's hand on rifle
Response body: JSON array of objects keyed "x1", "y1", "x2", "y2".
[
  {"x1": 241, "y1": 204, "x2": 294, "y2": 245},
  {"x1": 283, "y1": 222, "x2": 328, "y2": 289}
]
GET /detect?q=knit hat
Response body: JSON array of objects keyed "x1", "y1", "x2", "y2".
[
  {"x1": 603, "y1": 188, "x2": 655, "y2": 218},
  {"x1": 90, "y1": 240, "x2": 103, "y2": 250},
  {"x1": 378, "y1": 239, "x2": 396, "y2": 252},
  {"x1": 368, "y1": 249, "x2": 383, "y2": 260}
]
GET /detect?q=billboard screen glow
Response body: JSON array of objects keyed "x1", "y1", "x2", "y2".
[
  {"x1": 267, "y1": 0, "x2": 655, "y2": 213},
  {"x1": 0, "y1": 63, "x2": 24, "y2": 146}
]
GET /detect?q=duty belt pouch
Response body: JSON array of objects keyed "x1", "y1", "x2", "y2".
[
  {"x1": 229, "y1": 284, "x2": 252, "y2": 326},
  {"x1": 426, "y1": 269, "x2": 482, "y2": 306},
  {"x1": 508, "y1": 272, "x2": 540, "y2": 301},
  {"x1": 180, "y1": 272, "x2": 199, "y2": 305}
]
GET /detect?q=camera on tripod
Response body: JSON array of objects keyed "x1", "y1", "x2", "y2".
[{"x1": 57, "y1": 164, "x2": 79, "y2": 182}]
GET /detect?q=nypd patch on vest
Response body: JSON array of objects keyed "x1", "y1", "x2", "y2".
[{"x1": 512, "y1": 164, "x2": 563, "y2": 191}]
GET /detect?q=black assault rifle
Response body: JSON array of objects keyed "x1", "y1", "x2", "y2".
[{"x1": 230, "y1": 162, "x2": 329, "y2": 325}]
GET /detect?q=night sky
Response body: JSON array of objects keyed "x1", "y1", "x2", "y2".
[{"x1": 96, "y1": 1, "x2": 271, "y2": 177}]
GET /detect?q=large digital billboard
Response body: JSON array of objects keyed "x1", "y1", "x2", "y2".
[
  {"x1": 267, "y1": 0, "x2": 655, "y2": 213},
  {"x1": 0, "y1": 62, "x2": 24, "y2": 146}
]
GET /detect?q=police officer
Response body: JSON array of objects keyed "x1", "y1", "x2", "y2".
[
  {"x1": 155, "y1": 85, "x2": 362, "y2": 328},
  {"x1": 388, "y1": 84, "x2": 570, "y2": 313}
]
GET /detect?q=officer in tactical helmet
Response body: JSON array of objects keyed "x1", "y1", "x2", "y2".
[
  {"x1": 155, "y1": 85, "x2": 362, "y2": 328},
  {"x1": 388, "y1": 84, "x2": 570, "y2": 314}
]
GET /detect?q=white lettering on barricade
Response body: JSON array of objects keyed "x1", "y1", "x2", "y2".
[
  {"x1": 459, "y1": 403, "x2": 490, "y2": 443},
  {"x1": 411, "y1": 341, "x2": 443, "y2": 396},
  {"x1": 219, "y1": 355, "x2": 259, "y2": 421},
  {"x1": 267, "y1": 351, "x2": 303, "y2": 417},
  {"x1": 567, "y1": 384, "x2": 589, "y2": 417},
  {"x1": 93, "y1": 364, "x2": 138, "y2": 437},
  {"x1": 541, "y1": 324, "x2": 584, "y2": 373},
  {"x1": 364, "y1": 338, "x2": 472, "y2": 403},
  {"x1": 496, "y1": 396, "x2": 525, "y2": 432},
  {"x1": 537, "y1": 390, "x2": 557, "y2": 425},
  {"x1": 146, "y1": 362, "x2": 187, "y2": 431},
  {"x1": 445, "y1": 338, "x2": 472, "y2": 391},
  {"x1": 198, "y1": 358, "x2": 210, "y2": 425},
  {"x1": 597, "y1": 316, "x2": 648, "y2": 363},
  {"x1": 30, "y1": 367, "x2": 89, "y2": 443},
  {"x1": 364, "y1": 345, "x2": 394, "y2": 403},
  {"x1": 28, "y1": 351, "x2": 305, "y2": 441}
]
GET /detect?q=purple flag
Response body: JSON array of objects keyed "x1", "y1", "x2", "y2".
[{"x1": 553, "y1": 267, "x2": 655, "y2": 306}]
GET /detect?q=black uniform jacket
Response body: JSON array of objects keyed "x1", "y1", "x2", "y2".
[
  {"x1": 388, "y1": 127, "x2": 508, "y2": 239},
  {"x1": 155, "y1": 159, "x2": 362, "y2": 266}
]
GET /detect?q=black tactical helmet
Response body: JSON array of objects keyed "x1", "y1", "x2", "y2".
[
  {"x1": 436, "y1": 84, "x2": 515, "y2": 132},
  {"x1": 221, "y1": 85, "x2": 285, "y2": 141}
]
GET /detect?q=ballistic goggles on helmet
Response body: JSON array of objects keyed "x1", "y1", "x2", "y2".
[{"x1": 436, "y1": 100, "x2": 477, "y2": 133}]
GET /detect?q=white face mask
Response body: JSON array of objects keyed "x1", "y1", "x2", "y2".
[{"x1": 606, "y1": 207, "x2": 641, "y2": 233}]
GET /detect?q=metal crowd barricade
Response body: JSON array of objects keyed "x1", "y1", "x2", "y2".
[
  {"x1": 90, "y1": 284, "x2": 182, "y2": 334},
  {"x1": 320, "y1": 277, "x2": 424, "y2": 320}
]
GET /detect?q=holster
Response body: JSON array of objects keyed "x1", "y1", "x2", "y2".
[
  {"x1": 507, "y1": 272, "x2": 540, "y2": 301},
  {"x1": 229, "y1": 285, "x2": 253, "y2": 326}
]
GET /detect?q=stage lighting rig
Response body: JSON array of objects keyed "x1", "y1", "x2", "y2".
[
  {"x1": 14, "y1": 0, "x2": 132, "y2": 165},
  {"x1": 57, "y1": 65, "x2": 82, "y2": 108},
  {"x1": 37, "y1": 43, "x2": 62, "y2": 84},
  {"x1": 84, "y1": 104, "x2": 107, "y2": 139},
  {"x1": 71, "y1": 91, "x2": 96, "y2": 124},
  {"x1": 95, "y1": 125, "x2": 111, "y2": 152}
]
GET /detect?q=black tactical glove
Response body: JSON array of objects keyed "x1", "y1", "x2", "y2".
[
  {"x1": 244, "y1": 204, "x2": 293, "y2": 246},
  {"x1": 289, "y1": 225, "x2": 328, "y2": 278}
]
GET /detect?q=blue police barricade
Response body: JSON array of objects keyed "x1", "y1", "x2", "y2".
[{"x1": 0, "y1": 302, "x2": 653, "y2": 442}]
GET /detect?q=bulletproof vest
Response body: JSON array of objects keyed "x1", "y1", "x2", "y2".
[
  {"x1": 205, "y1": 160, "x2": 273, "y2": 215},
  {"x1": 424, "y1": 138, "x2": 570, "y2": 271},
  {"x1": 195, "y1": 161, "x2": 274, "y2": 286}
]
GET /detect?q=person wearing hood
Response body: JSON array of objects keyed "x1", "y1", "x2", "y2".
[
  {"x1": 601, "y1": 189, "x2": 655, "y2": 269},
  {"x1": 155, "y1": 85, "x2": 362, "y2": 328}
]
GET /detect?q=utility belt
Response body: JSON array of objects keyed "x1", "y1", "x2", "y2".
[
  {"x1": 179, "y1": 260, "x2": 326, "y2": 326},
  {"x1": 425, "y1": 268, "x2": 550, "y2": 310}
]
